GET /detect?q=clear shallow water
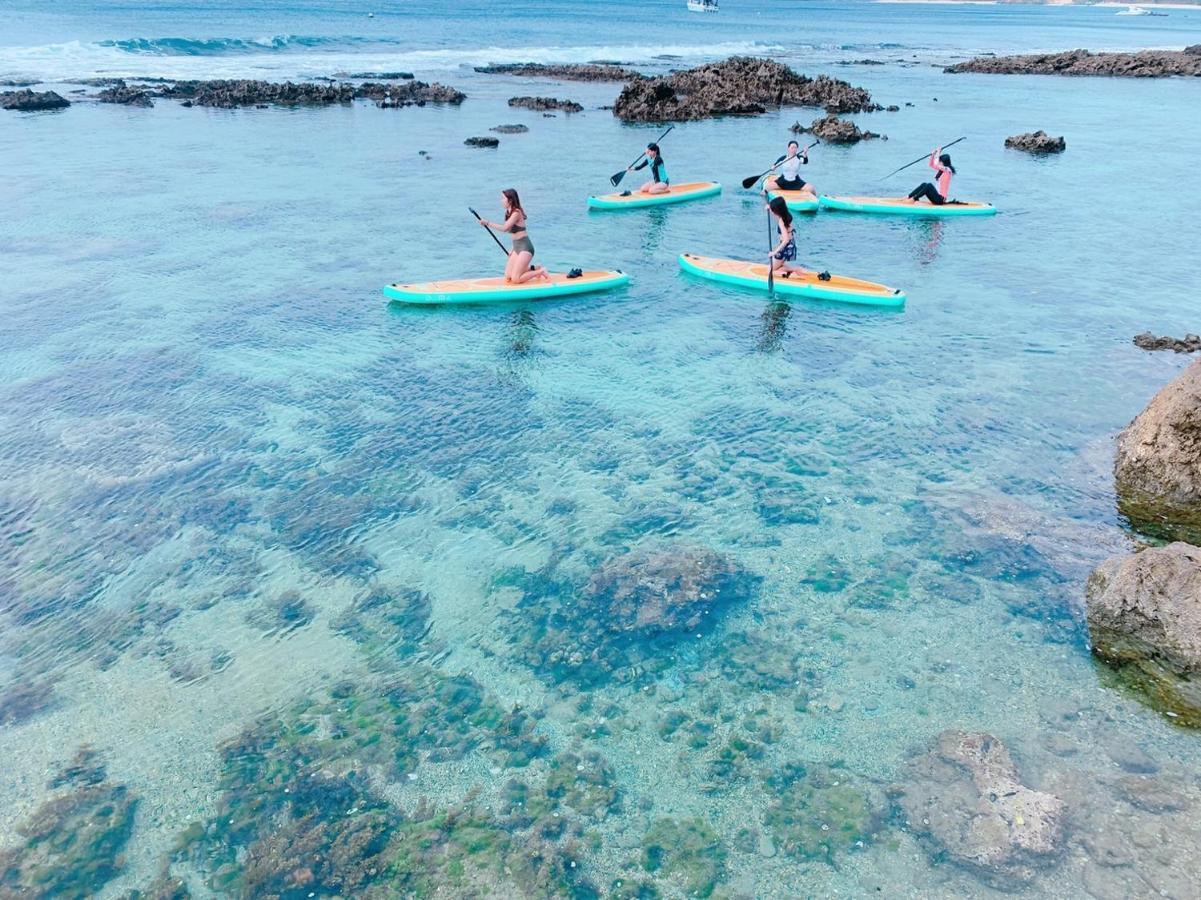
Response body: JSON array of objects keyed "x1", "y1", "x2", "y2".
[{"x1": 3, "y1": 1, "x2": 1201, "y2": 897}]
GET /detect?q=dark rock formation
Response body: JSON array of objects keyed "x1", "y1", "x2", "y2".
[
  {"x1": 97, "y1": 80, "x2": 154, "y2": 107},
  {"x1": 1005, "y1": 130, "x2": 1066, "y2": 153},
  {"x1": 1134, "y1": 332, "x2": 1201, "y2": 354},
  {"x1": 894, "y1": 730, "x2": 1066, "y2": 887},
  {"x1": 792, "y1": 115, "x2": 881, "y2": 143},
  {"x1": 475, "y1": 62, "x2": 640, "y2": 81},
  {"x1": 612, "y1": 56, "x2": 878, "y2": 122},
  {"x1": 355, "y1": 80, "x2": 465, "y2": 107},
  {"x1": 508, "y1": 95, "x2": 583, "y2": 113},
  {"x1": 0, "y1": 79, "x2": 38, "y2": 87},
  {"x1": 946, "y1": 48, "x2": 1201, "y2": 78},
  {"x1": 154, "y1": 78, "x2": 463, "y2": 108},
  {"x1": 491, "y1": 123, "x2": 529, "y2": 134},
  {"x1": 1086, "y1": 543, "x2": 1201, "y2": 726},
  {"x1": 0, "y1": 89, "x2": 70, "y2": 111},
  {"x1": 465, "y1": 136, "x2": 500, "y2": 148},
  {"x1": 1113, "y1": 359, "x2": 1201, "y2": 543},
  {"x1": 159, "y1": 79, "x2": 357, "y2": 107}
]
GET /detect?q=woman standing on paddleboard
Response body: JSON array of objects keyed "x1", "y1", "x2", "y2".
[
  {"x1": 629, "y1": 143, "x2": 670, "y2": 195},
  {"x1": 764, "y1": 140, "x2": 814, "y2": 196},
  {"x1": 478, "y1": 189, "x2": 548, "y2": 284},
  {"x1": 907, "y1": 148, "x2": 955, "y2": 205}
]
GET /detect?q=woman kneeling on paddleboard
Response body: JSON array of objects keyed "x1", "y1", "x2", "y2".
[
  {"x1": 767, "y1": 196, "x2": 818, "y2": 279},
  {"x1": 629, "y1": 143, "x2": 670, "y2": 194},
  {"x1": 764, "y1": 140, "x2": 814, "y2": 196},
  {"x1": 907, "y1": 148, "x2": 955, "y2": 205},
  {"x1": 478, "y1": 189, "x2": 548, "y2": 284}
]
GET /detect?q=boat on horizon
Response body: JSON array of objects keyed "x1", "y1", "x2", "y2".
[
  {"x1": 1114, "y1": 5, "x2": 1168, "y2": 15},
  {"x1": 687, "y1": 0, "x2": 720, "y2": 12}
]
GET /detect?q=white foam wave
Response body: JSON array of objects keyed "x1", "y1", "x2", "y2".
[{"x1": 0, "y1": 39, "x2": 787, "y2": 83}]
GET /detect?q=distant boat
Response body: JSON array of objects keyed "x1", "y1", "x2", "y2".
[
  {"x1": 687, "y1": 0, "x2": 719, "y2": 11},
  {"x1": 1115, "y1": 5, "x2": 1164, "y2": 15}
]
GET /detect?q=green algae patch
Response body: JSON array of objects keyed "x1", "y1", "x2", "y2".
[
  {"x1": 763, "y1": 764, "x2": 885, "y2": 863},
  {"x1": 545, "y1": 751, "x2": 622, "y2": 818},
  {"x1": 0, "y1": 750, "x2": 137, "y2": 900},
  {"x1": 642, "y1": 817, "x2": 727, "y2": 897}
]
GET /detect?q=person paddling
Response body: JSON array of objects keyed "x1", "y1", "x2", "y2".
[
  {"x1": 907, "y1": 148, "x2": 955, "y2": 205},
  {"x1": 477, "y1": 189, "x2": 548, "y2": 283},
  {"x1": 764, "y1": 140, "x2": 814, "y2": 196},
  {"x1": 767, "y1": 196, "x2": 823, "y2": 279},
  {"x1": 629, "y1": 143, "x2": 670, "y2": 195}
]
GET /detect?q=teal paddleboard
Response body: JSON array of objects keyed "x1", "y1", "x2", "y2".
[
  {"x1": 384, "y1": 269, "x2": 629, "y2": 305},
  {"x1": 679, "y1": 253, "x2": 905, "y2": 308},
  {"x1": 819, "y1": 195, "x2": 996, "y2": 217},
  {"x1": 588, "y1": 181, "x2": 721, "y2": 210}
]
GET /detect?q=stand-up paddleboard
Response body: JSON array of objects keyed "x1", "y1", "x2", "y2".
[
  {"x1": 678, "y1": 253, "x2": 905, "y2": 308},
  {"x1": 766, "y1": 189, "x2": 819, "y2": 213},
  {"x1": 384, "y1": 270, "x2": 629, "y2": 305},
  {"x1": 819, "y1": 195, "x2": 996, "y2": 217},
  {"x1": 588, "y1": 181, "x2": 722, "y2": 210}
]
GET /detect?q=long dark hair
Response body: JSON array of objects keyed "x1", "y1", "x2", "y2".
[
  {"x1": 938, "y1": 153, "x2": 956, "y2": 174},
  {"x1": 646, "y1": 142, "x2": 661, "y2": 157},
  {"x1": 768, "y1": 195, "x2": 793, "y2": 227},
  {"x1": 502, "y1": 188, "x2": 524, "y2": 217}
]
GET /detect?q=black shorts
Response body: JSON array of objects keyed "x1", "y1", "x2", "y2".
[{"x1": 776, "y1": 176, "x2": 806, "y2": 191}]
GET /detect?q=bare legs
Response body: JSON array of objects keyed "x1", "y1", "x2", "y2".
[
  {"x1": 639, "y1": 180, "x2": 670, "y2": 194},
  {"x1": 505, "y1": 250, "x2": 547, "y2": 284}
]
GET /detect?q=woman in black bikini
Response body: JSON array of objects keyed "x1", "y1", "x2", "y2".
[
  {"x1": 477, "y1": 188, "x2": 547, "y2": 283},
  {"x1": 766, "y1": 196, "x2": 814, "y2": 279}
]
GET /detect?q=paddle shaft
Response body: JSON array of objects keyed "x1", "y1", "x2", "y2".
[
  {"x1": 767, "y1": 209, "x2": 775, "y2": 296},
  {"x1": 742, "y1": 140, "x2": 819, "y2": 189},
  {"x1": 879, "y1": 137, "x2": 965, "y2": 181},
  {"x1": 610, "y1": 124, "x2": 675, "y2": 186},
  {"x1": 469, "y1": 207, "x2": 511, "y2": 258}
]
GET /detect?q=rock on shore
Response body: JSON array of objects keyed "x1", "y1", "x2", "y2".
[
  {"x1": 355, "y1": 80, "x2": 466, "y2": 107},
  {"x1": 1005, "y1": 130, "x2": 1065, "y2": 154},
  {"x1": 894, "y1": 730, "x2": 1066, "y2": 887},
  {"x1": 1114, "y1": 359, "x2": 1201, "y2": 543},
  {"x1": 793, "y1": 115, "x2": 882, "y2": 144},
  {"x1": 1, "y1": 89, "x2": 70, "y2": 111},
  {"x1": 1134, "y1": 332, "x2": 1201, "y2": 354},
  {"x1": 612, "y1": 56, "x2": 878, "y2": 122},
  {"x1": 946, "y1": 48, "x2": 1201, "y2": 78},
  {"x1": 1086, "y1": 543, "x2": 1201, "y2": 725},
  {"x1": 508, "y1": 96, "x2": 582, "y2": 113},
  {"x1": 475, "y1": 62, "x2": 640, "y2": 81}
]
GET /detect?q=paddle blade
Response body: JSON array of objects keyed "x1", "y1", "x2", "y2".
[
  {"x1": 741, "y1": 174, "x2": 761, "y2": 190},
  {"x1": 610, "y1": 169, "x2": 626, "y2": 187}
]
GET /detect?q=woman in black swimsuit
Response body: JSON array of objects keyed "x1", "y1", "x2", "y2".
[{"x1": 478, "y1": 188, "x2": 547, "y2": 283}]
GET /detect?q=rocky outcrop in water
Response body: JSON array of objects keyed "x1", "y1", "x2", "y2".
[
  {"x1": 508, "y1": 95, "x2": 582, "y2": 113},
  {"x1": 946, "y1": 48, "x2": 1201, "y2": 78},
  {"x1": 340, "y1": 70, "x2": 414, "y2": 79},
  {"x1": 1005, "y1": 130, "x2": 1065, "y2": 153},
  {"x1": 1, "y1": 89, "x2": 70, "y2": 111},
  {"x1": 1113, "y1": 359, "x2": 1201, "y2": 543},
  {"x1": 1134, "y1": 332, "x2": 1201, "y2": 354},
  {"x1": 792, "y1": 115, "x2": 882, "y2": 144},
  {"x1": 612, "y1": 56, "x2": 878, "y2": 122},
  {"x1": 356, "y1": 80, "x2": 466, "y2": 107},
  {"x1": 491, "y1": 124, "x2": 529, "y2": 134},
  {"x1": 155, "y1": 79, "x2": 464, "y2": 108},
  {"x1": 476, "y1": 62, "x2": 640, "y2": 81},
  {"x1": 97, "y1": 80, "x2": 154, "y2": 107},
  {"x1": 465, "y1": 136, "x2": 500, "y2": 148},
  {"x1": 894, "y1": 730, "x2": 1066, "y2": 887},
  {"x1": 1086, "y1": 543, "x2": 1201, "y2": 726}
]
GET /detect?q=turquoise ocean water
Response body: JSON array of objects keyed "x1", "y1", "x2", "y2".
[{"x1": 3, "y1": 0, "x2": 1201, "y2": 896}]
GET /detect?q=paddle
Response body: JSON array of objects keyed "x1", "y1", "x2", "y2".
[
  {"x1": 469, "y1": 207, "x2": 510, "y2": 257},
  {"x1": 610, "y1": 124, "x2": 675, "y2": 187},
  {"x1": 741, "y1": 140, "x2": 819, "y2": 190},
  {"x1": 767, "y1": 208, "x2": 775, "y2": 297},
  {"x1": 878, "y1": 137, "x2": 966, "y2": 181}
]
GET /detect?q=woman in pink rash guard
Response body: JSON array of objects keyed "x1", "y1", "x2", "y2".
[{"x1": 907, "y1": 148, "x2": 955, "y2": 205}]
